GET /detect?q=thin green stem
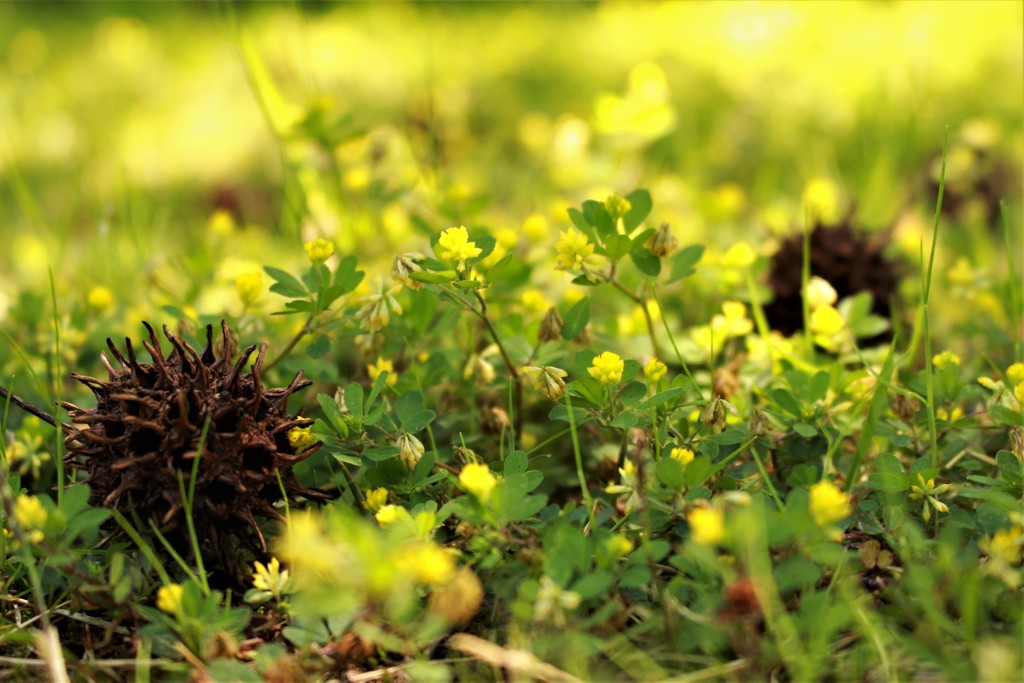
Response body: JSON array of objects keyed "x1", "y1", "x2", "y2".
[
  {"x1": 749, "y1": 445, "x2": 783, "y2": 509},
  {"x1": 921, "y1": 129, "x2": 949, "y2": 468},
  {"x1": 48, "y1": 270, "x2": 64, "y2": 508},
  {"x1": 564, "y1": 391, "x2": 595, "y2": 528}
]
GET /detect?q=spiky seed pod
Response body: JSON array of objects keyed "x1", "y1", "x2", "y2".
[
  {"x1": 61, "y1": 321, "x2": 328, "y2": 555},
  {"x1": 764, "y1": 219, "x2": 900, "y2": 342}
]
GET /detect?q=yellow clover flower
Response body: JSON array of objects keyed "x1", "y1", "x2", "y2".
[
  {"x1": 721, "y1": 241, "x2": 757, "y2": 268},
  {"x1": 588, "y1": 351, "x2": 624, "y2": 385},
  {"x1": 287, "y1": 425, "x2": 317, "y2": 452},
  {"x1": 397, "y1": 541, "x2": 455, "y2": 587},
  {"x1": 522, "y1": 365, "x2": 568, "y2": 401},
  {"x1": 14, "y1": 495, "x2": 47, "y2": 543},
  {"x1": 437, "y1": 226, "x2": 482, "y2": 272},
  {"x1": 932, "y1": 350, "x2": 961, "y2": 368},
  {"x1": 156, "y1": 584, "x2": 185, "y2": 615},
  {"x1": 364, "y1": 487, "x2": 389, "y2": 512},
  {"x1": 87, "y1": 286, "x2": 114, "y2": 311},
  {"x1": 368, "y1": 357, "x2": 398, "y2": 387},
  {"x1": 235, "y1": 271, "x2": 263, "y2": 307},
  {"x1": 804, "y1": 276, "x2": 838, "y2": 311},
  {"x1": 252, "y1": 557, "x2": 293, "y2": 600},
  {"x1": 687, "y1": 506, "x2": 725, "y2": 546},
  {"x1": 459, "y1": 462, "x2": 497, "y2": 502},
  {"x1": 304, "y1": 237, "x2": 335, "y2": 265},
  {"x1": 555, "y1": 228, "x2": 602, "y2": 279},
  {"x1": 1006, "y1": 362, "x2": 1024, "y2": 385},
  {"x1": 809, "y1": 304, "x2": 845, "y2": 337},
  {"x1": 670, "y1": 447, "x2": 695, "y2": 467},
  {"x1": 643, "y1": 358, "x2": 667, "y2": 384},
  {"x1": 809, "y1": 480, "x2": 850, "y2": 527}
]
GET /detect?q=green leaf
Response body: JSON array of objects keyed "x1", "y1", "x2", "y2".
[
  {"x1": 997, "y1": 450, "x2": 1023, "y2": 484},
  {"x1": 506, "y1": 494, "x2": 547, "y2": 522},
  {"x1": 629, "y1": 246, "x2": 661, "y2": 277},
  {"x1": 639, "y1": 387, "x2": 686, "y2": 409},
  {"x1": 610, "y1": 411, "x2": 639, "y2": 429},
  {"x1": 668, "y1": 244, "x2": 705, "y2": 283},
  {"x1": 306, "y1": 335, "x2": 331, "y2": 359},
  {"x1": 364, "y1": 446, "x2": 400, "y2": 462},
  {"x1": 410, "y1": 270, "x2": 458, "y2": 284},
  {"x1": 657, "y1": 457, "x2": 685, "y2": 489},
  {"x1": 333, "y1": 254, "x2": 364, "y2": 294},
  {"x1": 562, "y1": 297, "x2": 591, "y2": 340},
  {"x1": 991, "y1": 404, "x2": 1024, "y2": 426},
  {"x1": 453, "y1": 279, "x2": 482, "y2": 290},
  {"x1": 619, "y1": 381, "x2": 648, "y2": 407},
  {"x1": 504, "y1": 450, "x2": 528, "y2": 475},
  {"x1": 582, "y1": 200, "x2": 614, "y2": 238},
  {"x1": 345, "y1": 382, "x2": 365, "y2": 419},
  {"x1": 485, "y1": 252, "x2": 514, "y2": 285},
  {"x1": 793, "y1": 422, "x2": 817, "y2": 438},
  {"x1": 622, "y1": 189, "x2": 652, "y2": 232},
  {"x1": 684, "y1": 457, "x2": 713, "y2": 488},
  {"x1": 571, "y1": 571, "x2": 614, "y2": 600},
  {"x1": 366, "y1": 369, "x2": 389, "y2": 408},
  {"x1": 769, "y1": 388, "x2": 803, "y2": 418},
  {"x1": 470, "y1": 234, "x2": 497, "y2": 263},
  {"x1": 317, "y1": 393, "x2": 347, "y2": 437},
  {"x1": 395, "y1": 391, "x2": 425, "y2": 426},
  {"x1": 808, "y1": 371, "x2": 830, "y2": 403},
  {"x1": 264, "y1": 266, "x2": 308, "y2": 298},
  {"x1": 401, "y1": 409, "x2": 436, "y2": 433},
  {"x1": 604, "y1": 233, "x2": 633, "y2": 261}
]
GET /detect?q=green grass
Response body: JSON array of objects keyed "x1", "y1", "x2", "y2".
[{"x1": 0, "y1": 2, "x2": 1021, "y2": 681}]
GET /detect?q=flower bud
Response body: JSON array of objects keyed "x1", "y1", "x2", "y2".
[
  {"x1": 538, "y1": 306, "x2": 564, "y2": 343},
  {"x1": 647, "y1": 222, "x2": 678, "y2": 257}
]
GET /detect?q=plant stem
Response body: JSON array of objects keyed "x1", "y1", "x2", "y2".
[
  {"x1": 263, "y1": 313, "x2": 316, "y2": 374},
  {"x1": 564, "y1": 391, "x2": 595, "y2": 529},
  {"x1": 607, "y1": 275, "x2": 662, "y2": 360}
]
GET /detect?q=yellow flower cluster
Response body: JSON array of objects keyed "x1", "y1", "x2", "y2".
[
  {"x1": 459, "y1": 463, "x2": 497, "y2": 502},
  {"x1": 304, "y1": 237, "x2": 335, "y2": 264},
  {"x1": 367, "y1": 357, "x2": 398, "y2": 387},
  {"x1": 588, "y1": 351, "x2": 624, "y2": 385},
  {"x1": 287, "y1": 425, "x2": 317, "y2": 451},
  {"x1": 14, "y1": 495, "x2": 48, "y2": 544},
  {"x1": 687, "y1": 506, "x2": 725, "y2": 545},
  {"x1": 555, "y1": 227, "x2": 603, "y2": 279},
  {"x1": 437, "y1": 226, "x2": 482, "y2": 271},
  {"x1": 809, "y1": 480, "x2": 850, "y2": 527},
  {"x1": 235, "y1": 271, "x2": 263, "y2": 307},
  {"x1": 156, "y1": 583, "x2": 185, "y2": 615},
  {"x1": 670, "y1": 447, "x2": 695, "y2": 467},
  {"x1": 252, "y1": 557, "x2": 293, "y2": 600},
  {"x1": 643, "y1": 358, "x2": 667, "y2": 383},
  {"x1": 932, "y1": 350, "x2": 961, "y2": 368}
]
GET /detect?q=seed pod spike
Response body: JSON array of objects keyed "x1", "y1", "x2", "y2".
[
  {"x1": 105, "y1": 338, "x2": 129, "y2": 369},
  {"x1": 62, "y1": 322, "x2": 329, "y2": 567}
]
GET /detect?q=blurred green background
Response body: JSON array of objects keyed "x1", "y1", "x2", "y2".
[{"x1": 0, "y1": 0, "x2": 1020, "y2": 387}]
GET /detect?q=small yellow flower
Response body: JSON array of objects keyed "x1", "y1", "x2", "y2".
[
  {"x1": 364, "y1": 487, "x2": 389, "y2": 512},
  {"x1": 670, "y1": 447, "x2": 695, "y2": 467},
  {"x1": 436, "y1": 226, "x2": 482, "y2": 271},
  {"x1": 521, "y1": 288, "x2": 553, "y2": 313},
  {"x1": 523, "y1": 213, "x2": 548, "y2": 241},
  {"x1": 947, "y1": 257, "x2": 975, "y2": 286},
  {"x1": 809, "y1": 480, "x2": 850, "y2": 527},
  {"x1": 606, "y1": 534, "x2": 634, "y2": 558},
  {"x1": 368, "y1": 357, "x2": 398, "y2": 387},
  {"x1": 711, "y1": 301, "x2": 754, "y2": 339},
  {"x1": 87, "y1": 286, "x2": 114, "y2": 311},
  {"x1": 1014, "y1": 383, "x2": 1024, "y2": 406},
  {"x1": 604, "y1": 193, "x2": 632, "y2": 221},
  {"x1": 981, "y1": 527, "x2": 1022, "y2": 565},
  {"x1": 1006, "y1": 363, "x2": 1024, "y2": 386},
  {"x1": 208, "y1": 208, "x2": 236, "y2": 236},
  {"x1": 252, "y1": 557, "x2": 293, "y2": 599},
  {"x1": 909, "y1": 474, "x2": 951, "y2": 522},
  {"x1": 937, "y1": 405, "x2": 964, "y2": 422},
  {"x1": 459, "y1": 462, "x2": 497, "y2": 502},
  {"x1": 809, "y1": 304, "x2": 845, "y2": 337},
  {"x1": 555, "y1": 228, "x2": 602, "y2": 278},
  {"x1": 397, "y1": 541, "x2": 455, "y2": 586},
  {"x1": 721, "y1": 242, "x2": 757, "y2": 268},
  {"x1": 932, "y1": 350, "x2": 961, "y2": 368},
  {"x1": 14, "y1": 495, "x2": 47, "y2": 543},
  {"x1": 687, "y1": 506, "x2": 725, "y2": 545},
  {"x1": 235, "y1": 271, "x2": 263, "y2": 307},
  {"x1": 375, "y1": 504, "x2": 412, "y2": 527},
  {"x1": 643, "y1": 358, "x2": 667, "y2": 384},
  {"x1": 589, "y1": 351, "x2": 624, "y2": 385},
  {"x1": 803, "y1": 178, "x2": 841, "y2": 223},
  {"x1": 396, "y1": 432, "x2": 425, "y2": 469},
  {"x1": 287, "y1": 425, "x2": 317, "y2": 452},
  {"x1": 156, "y1": 584, "x2": 185, "y2": 615},
  {"x1": 304, "y1": 237, "x2": 335, "y2": 265},
  {"x1": 804, "y1": 276, "x2": 838, "y2": 311}
]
